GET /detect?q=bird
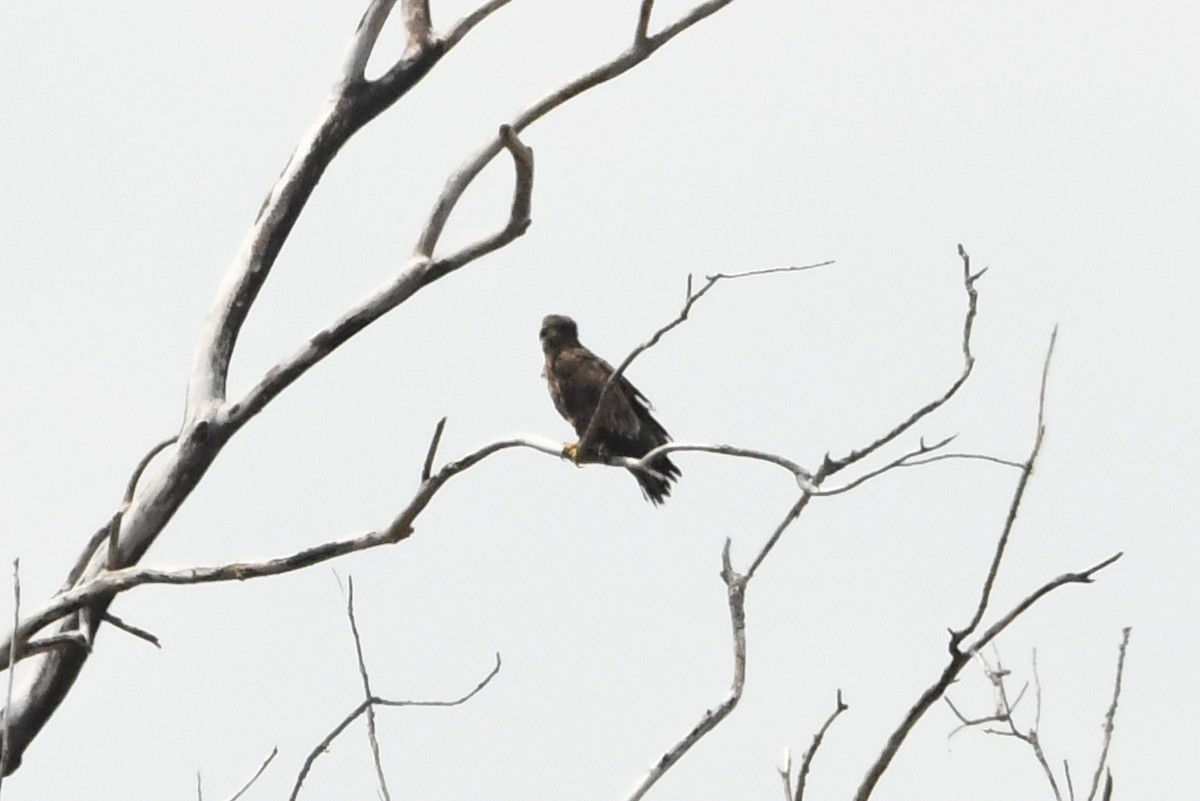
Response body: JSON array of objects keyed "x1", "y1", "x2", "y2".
[{"x1": 539, "y1": 314, "x2": 681, "y2": 504}]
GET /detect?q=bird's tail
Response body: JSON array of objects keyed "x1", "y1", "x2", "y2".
[{"x1": 632, "y1": 454, "x2": 681, "y2": 505}]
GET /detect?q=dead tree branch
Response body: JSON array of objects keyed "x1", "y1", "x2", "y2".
[
  {"x1": 223, "y1": 747, "x2": 278, "y2": 801},
  {"x1": 0, "y1": 0, "x2": 748, "y2": 769},
  {"x1": 622, "y1": 541, "x2": 746, "y2": 801},
  {"x1": 289, "y1": 654, "x2": 501, "y2": 801},
  {"x1": 823, "y1": 244, "x2": 983, "y2": 477},
  {"x1": 343, "y1": 578, "x2": 391, "y2": 801},
  {"x1": 792, "y1": 690, "x2": 849, "y2": 801},
  {"x1": 577, "y1": 261, "x2": 833, "y2": 459},
  {"x1": 1086, "y1": 628, "x2": 1131, "y2": 801},
  {"x1": 849, "y1": 331, "x2": 1121, "y2": 801}
]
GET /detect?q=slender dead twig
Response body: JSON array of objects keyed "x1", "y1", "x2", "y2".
[
  {"x1": 951, "y1": 327, "x2": 1058, "y2": 649},
  {"x1": 849, "y1": 328, "x2": 1119, "y2": 801},
  {"x1": 794, "y1": 690, "x2": 849, "y2": 801},
  {"x1": 344, "y1": 578, "x2": 391, "y2": 801},
  {"x1": 824, "y1": 244, "x2": 983, "y2": 477},
  {"x1": 421, "y1": 417, "x2": 448, "y2": 482},
  {"x1": 223, "y1": 746, "x2": 277, "y2": 801},
  {"x1": 99, "y1": 613, "x2": 160, "y2": 649},
  {"x1": 577, "y1": 261, "x2": 831, "y2": 459},
  {"x1": 442, "y1": 0, "x2": 518, "y2": 51},
  {"x1": 1086, "y1": 628, "x2": 1131, "y2": 801},
  {"x1": 635, "y1": 0, "x2": 655, "y2": 41},
  {"x1": 123, "y1": 435, "x2": 178, "y2": 509},
  {"x1": 289, "y1": 654, "x2": 501, "y2": 801},
  {"x1": 622, "y1": 540, "x2": 746, "y2": 801}
]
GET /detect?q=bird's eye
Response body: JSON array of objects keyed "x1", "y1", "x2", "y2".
[{"x1": 539, "y1": 327, "x2": 549, "y2": 338}]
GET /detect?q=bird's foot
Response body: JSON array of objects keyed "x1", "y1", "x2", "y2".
[{"x1": 561, "y1": 441, "x2": 581, "y2": 464}]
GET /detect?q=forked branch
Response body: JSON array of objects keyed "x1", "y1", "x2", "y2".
[{"x1": 289, "y1": 653, "x2": 501, "y2": 801}]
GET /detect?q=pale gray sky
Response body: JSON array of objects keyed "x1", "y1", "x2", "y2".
[{"x1": 1, "y1": 1, "x2": 1196, "y2": 799}]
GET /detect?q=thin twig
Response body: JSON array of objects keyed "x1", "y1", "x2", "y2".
[
  {"x1": 622, "y1": 540, "x2": 746, "y2": 801},
  {"x1": 100, "y1": 612, "x2": 161, "y2": 649},
  {"x1": 124, "y1": 435, "x2": 178, "y2": 508},
  {"x1": 825, "y1": 244, "x2": 982, "y2": 476},
  {"x1": 416, "y1": 0, "x2": 750, "y2": 261},
  {"x1": 952, "y1": 327, "x2": 1057, "y2": 648},
  {"x1": 635, "y1": 0, "x2": 655, "y2": 41},
  {"x1": 577, "y1": 261, "x2": 831, "y2": 459},
  {"x1": 289, "y1": 654, "x2": 501, "y2": 801},
  {"x1": 441, "y1": 0, "x2": 518, "y2": 51},
  {"x1": 966, "y1": 553, "x2": 1123, "y2": 656},
  {"x1": 1086, "y1": 627, "x2": 1131, "y2": 801},
  {"x1": 421, "y1": 417, "x2": 448, "y2": 482},
  {"x1": 223, "y1": 747, "x2": 278, "y2": 801},
  {"x1": 794, "y1": 690, "x2": 848, "y2": 801},
  {"x1": 814, "y1": 436, "x2": 956, "y2": 497},
  {"x1": 345, "y1": 578, "x2": 391, "y2": 801},
  {"x1": 850, "y1": 324, "x2": 1119, "y2": 801},
  {"x1": 777, "y1": 750, "x2": 793, "y2": 801}
]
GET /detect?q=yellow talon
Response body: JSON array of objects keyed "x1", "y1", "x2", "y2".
[{"x1": 561, "y1": 441, "x2": 581, "y2": 464}]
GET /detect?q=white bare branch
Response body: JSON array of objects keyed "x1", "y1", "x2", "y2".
[
  {"x1": 622, "y1": 540, "x2": 746, "y2": 801},
  {"x1": 415, "y1": 0, "x2": 745, "y2": 261},
  {"x1": 442, "y1": 0, "x2": 519, "y2": 51},
  {"x1": 1085, "y1": 628, "x2": 1131, "y2": 801},
  {"x1": 576, "y1": 260, "x2": 833, "y2": 458},
  {"x1": 340, "y1": 0, "x2": 400, "y2": 86}
]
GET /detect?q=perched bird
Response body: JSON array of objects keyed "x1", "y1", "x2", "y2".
[{"x1": 539, "y1": 314, "x2": 681, "y2": 504}]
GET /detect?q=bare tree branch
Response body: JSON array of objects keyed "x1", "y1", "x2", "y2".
[
  {"x1": 952, "y1": 326, "x2": 1057, "y2": 648},
  {"x1": 99, "y1": 613, "x2": 160, "y2": 649},
  {"x1": 123, "y1": 435, "x2": 179, "y2": 510},
  {"x1": 442, "y1": 0, "x2": 518, "y2": 51},
  {"x1": 577, "y1": 261, "x2": 832, "y2": 459},
  {"x1": 0, "y1": 0, "x2": 762, "y2": 773},
  {"x1": 0, "y1": 435, "x2": 568, "y2": 662},
  {"x1": 340, "y1": 0, "x2": 399, "y2": 86},
  {"x1": 622, "y1": 540, "x2": 746, "y2": 801},
  {"x1": 289, "y1": 654, "x2": 501, "y2": 801},
  {"x1": 794, "y1": 690, "x2": 849, "y2": 801},
  {"x1": 1086, "y1": 627, "x2": 1131, "y2": 801},
  {"x1": 421, "y1": 417, "x2": 448, "y2": 482},
  {"x1": 848, "y1": 326, "x2": 1119, "y2": 801},
  {"x1": 636, "y1": 0, "x2": 656, "y2": 41},
  {"x1": 824, "y1": 244, "x2": 983, "y2": 477},
  {"x1": 224, "y1": 124, "x2": 533, "y2": 434},
  {"x1": 415, "y1": 0, "x2": 746, "y2": 261},
  {"x1": 401, "y1": 0, "x2": 433, "y2": 52},
  {"x1": 224, "y1": 747, "x2": 278, "y2": 801},
  {"x1": 343, "y1": 578, "x2": 392, "y2": 801}
]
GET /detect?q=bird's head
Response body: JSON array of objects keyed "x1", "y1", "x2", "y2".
[{"x1": 539, "y1": 314, "x2": 580, "y2": 352}]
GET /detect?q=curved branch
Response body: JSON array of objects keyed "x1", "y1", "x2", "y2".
[
  {"x1": 415, "y1": 0, "x2": 746, "y2": 260},
  {"x1": 224, "y1": 125, "x2": 533, "y2": 433},
  {"x1": 824, "y1": 244, "x2": 983, "y2": 476},
  {"x1": 578, "y1": 261, "x2": 832, "y2": 458},
  {"x1": 623, "y1": 541, "x2": 746, "y2": 801}
]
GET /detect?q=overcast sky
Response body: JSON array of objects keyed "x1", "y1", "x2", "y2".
[{"x1": 1, "y1": 1, "x2": 1197, "y2": 799}]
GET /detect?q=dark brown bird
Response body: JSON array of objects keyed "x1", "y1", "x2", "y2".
[{"x1": 539, "y1": 314, "x2": 681, "y2": 504}]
